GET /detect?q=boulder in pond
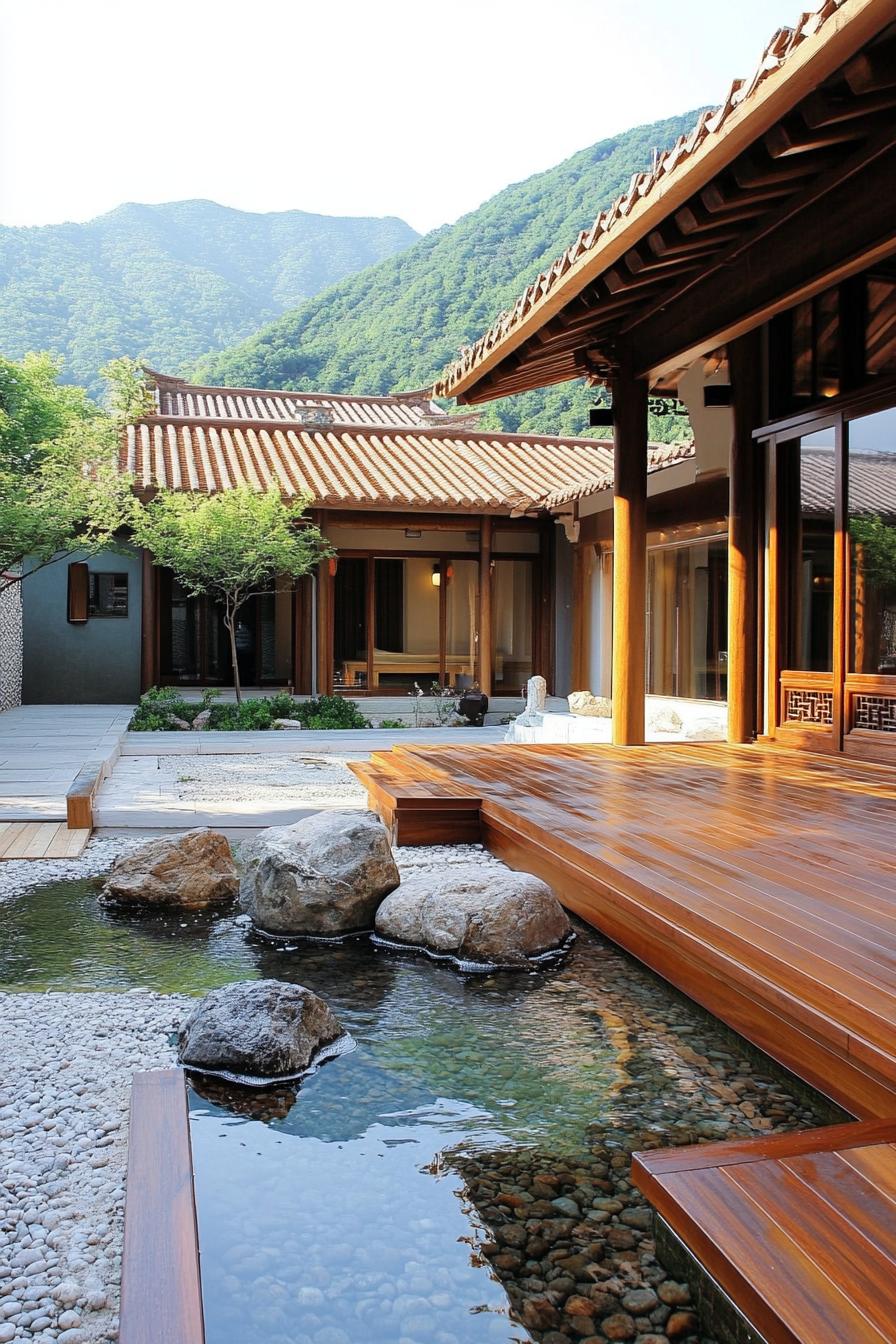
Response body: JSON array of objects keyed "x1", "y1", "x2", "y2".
[
  {"x1": 239, "y1": 810, "x2": 399, "y2": 936},
  {"x1": 374, "y1": 865, "x2": 572, "y2": 968},
  {"x1": 178, "y1": 979, "x2": 347, "y2": 1084},
  {"x1": 100, "y1": 829, "x2": 238, "y2": 910}
]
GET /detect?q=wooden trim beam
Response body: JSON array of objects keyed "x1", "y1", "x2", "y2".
[{"x1": 611, "y1": 368, "x2": 648, "y2": 745}]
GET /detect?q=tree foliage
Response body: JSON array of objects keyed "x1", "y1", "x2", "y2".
[
  {"x1": 130, "y1": 485, "x2": 332, "y2": 701},
  {"x1": 851, "y1": 514, "x2": 896, "y2": 587},
  {"x1": 194, "y1": 112, "x2": 702, "y2": 443},
  {"x1": 0, "y1": 201, "x2": 418, "y2": 396},
  {"x1": 0, "y1": 353, "x2": 134, "y2": 592}
]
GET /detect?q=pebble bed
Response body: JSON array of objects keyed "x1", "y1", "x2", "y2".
[{"x1": 0, "y1": 990, "x2": 187, "y2": 1344}]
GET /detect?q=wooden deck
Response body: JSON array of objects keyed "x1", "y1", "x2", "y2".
[
  {"x1": 634, "y1": 1119, "x2": 896, "y2": 1344},
  {"x1": 362, "y1": 742, "x2": 896, "y2": 1118},
  {"x1": 0, "y1": 821, "x2": 90, "y2": 860},
  {"x1": 355, "y1": 740, "x2": 896, "y2": 1343}
]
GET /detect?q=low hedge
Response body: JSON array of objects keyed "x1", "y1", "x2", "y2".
[{"x1": 129, "y1": 687, "x2": 371, "y2": 732}]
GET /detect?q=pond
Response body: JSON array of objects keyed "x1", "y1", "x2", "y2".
[{"x1": 0, "y1": 874, "x2": 839, "y2": 1344}]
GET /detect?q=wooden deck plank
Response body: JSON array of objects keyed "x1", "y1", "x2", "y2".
[
  {"x1": 0, "y1": 822, "x2": 91, "y2": 861},
  {"x1": 373, "y1": 742, "x2": 896, "y2": 1115},
  {"x1": 120, "y1": 1069, "x2": 204, "y2": 1344},
  {"x1": 634, "y1": 1123, "x2": 896, "y2": 1344}
]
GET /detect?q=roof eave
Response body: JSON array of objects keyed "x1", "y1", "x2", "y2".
[{"x1": 440, "y1": 0, "x2": 893, "y2": 403}]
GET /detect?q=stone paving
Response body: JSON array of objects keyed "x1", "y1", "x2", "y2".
[{"x1": 0, "y1": 709, "x2": 132, "y2": 823}]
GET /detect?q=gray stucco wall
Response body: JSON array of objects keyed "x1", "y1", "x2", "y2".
[
  {"x1": 553, "y1": 526, "x2": 573, "y2": 697},
  {"x1": 22, "y1": 548, "x2": 142, "y2": 704}
]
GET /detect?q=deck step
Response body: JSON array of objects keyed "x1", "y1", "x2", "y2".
[
  {"x1": 349, "y1": 761, "x2": 482, "y2": 846},
  {"x1": 633, "y1": 1118, "x2": 896, "y2": 1344}
]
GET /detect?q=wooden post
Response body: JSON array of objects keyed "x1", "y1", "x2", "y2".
[
  {"x1": 313, "y1": 511, "x2": 333, "y2": 697},
  {"x1": 479, "y1": 516, "x2": 493, "y2": 695},
  {"x1": 140, "y1": 549, "x2": 157, "y2": 692},
  {"x1": 611, "y1": 367, "x2": 648, "y2": 746},
  {"x1": 727, "y1": 332, "x2": 762, "y2": 743}
]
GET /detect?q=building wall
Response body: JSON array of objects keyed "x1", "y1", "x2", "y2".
[
  {"x1": 0, "y1": 581, "x2": 23, "y2": 711},
  {"x1": 22, "y1": 547, "x2": 143, "y2": 704}
]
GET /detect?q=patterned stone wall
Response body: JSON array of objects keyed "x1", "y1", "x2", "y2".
[{"x1": 0, "y1": 581, "x2": 23, "y2": 711}]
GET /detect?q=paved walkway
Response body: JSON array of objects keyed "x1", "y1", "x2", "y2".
[
  {"x1": 0, "y1": 705, "x2": 133, "y2": 821},
  {"x1": 98, "y1": 727, "x2": 508, "y2": 827}
]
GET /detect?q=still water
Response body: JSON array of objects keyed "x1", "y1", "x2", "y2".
[{"x1": 0, "y1": 876, "x2": 833, "y2": 1344}]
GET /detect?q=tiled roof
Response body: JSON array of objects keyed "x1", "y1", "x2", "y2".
[
  {"x1": 802, "y1": 449, "x2": 896, "y2": 517},
  {"x1": 146, "y1": 370, "x2": 444, "y2": 430},
  {"x1": 434, "y1": 0, "x2": 882, "y2": 400},
  {"x1": 125, "y1": 376, "x2": 691, "y2": 514}
]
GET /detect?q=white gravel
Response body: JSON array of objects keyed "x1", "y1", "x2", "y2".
[
  {"x1": 101, "y1": 753, "x2": 366, "y2": 810},
  {"x1": 0, "y1": 991, "x2": 191, "y2": 1344}
]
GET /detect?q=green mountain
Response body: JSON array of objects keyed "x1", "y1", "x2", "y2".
[
  {"x1": 195, "y1": 112, "x2": 702, "y2": 439},
  {"x1": 0, "y1": 200, "x2": 418, "y2": 395}
]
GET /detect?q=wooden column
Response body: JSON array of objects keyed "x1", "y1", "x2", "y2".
[
  {"x1": 139, "y1": 549, "x2": 158, "y2": 692},
  {"x1": 727, "y1": 332, "x2": 762, "y2": 743},
  {"x1": 478, "y1": 516, "x2": 493, "y2": 695},
  {"x1": 313, "y1": 512, "x2": 333, "y2": 697},
  {"x1": 611, "y1": 368, "x2": 648, "y2": 746}
]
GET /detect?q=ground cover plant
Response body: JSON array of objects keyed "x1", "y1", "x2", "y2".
[{"x1": 129, "y1": 688, "x2": 371, "y2": 731}]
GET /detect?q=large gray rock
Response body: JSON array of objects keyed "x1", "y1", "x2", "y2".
[
  {"x1": 178, "y1": 979, "x2": 345, "y2": 1082},
  {"x1": 240, "y1": 810, "x2": 399, "y2": 936},
  {"x1": 374, "y1": 866, "x2": 572, "y2": 968},
  {"x1": 100, "y1": 829, "x2": 238, "y2": 910}
]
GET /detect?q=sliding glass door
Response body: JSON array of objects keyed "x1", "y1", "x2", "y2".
[{"x1": 766, "y1": 405, "x2": 896, "y2": 759}]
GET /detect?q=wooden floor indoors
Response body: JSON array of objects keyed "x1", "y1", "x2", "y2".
[{"x1": 355, "y1": 740, "x2": 896, "y2": 1344}]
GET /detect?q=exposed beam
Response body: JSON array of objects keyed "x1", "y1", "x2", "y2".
[{"x1": 629, "y1": 133, "x2": 896, "y2": 379}]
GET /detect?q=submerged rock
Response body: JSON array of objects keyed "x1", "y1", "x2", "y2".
[
  {"x1": 100, "y1": 829, "x2": 238, "y2": 910},
  {"x1": 239, "y1": 810, "x2": 399, "y2": 936},
  {"x1": 177, "y1": 978, "x2": 346, "y2": 1083},
  {"x1": 374, "y1": 865, "x2": 572, "y2": 968}
]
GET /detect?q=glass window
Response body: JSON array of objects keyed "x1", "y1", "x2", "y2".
[
  {"x1": 258, "y1": 588, "x2": 293, "y2": 682},
  {"x1": 785, "y1": 428, "x2": 836, "y2": 673},
  {"x1": 646, "y1": 538, "x2": 728, "y2": 700},
  {"x1": 372, "y1": 557, "x2": 441, "y2": 692},
  {"x1": 88, "y1": 572, "x2": 128, "y2": 617},
  {"x1": 333, "y1": 558, "x2": 368, "y2": 690},
  {"x1": 445, "y1": 559, "x2": 478, "y2": 690},
  {"x1": 492, "y1": 560, "x2": 533, "y2": 694},
  {"x1": 849, "y1": 408, "x2": 896, "y2": 676}
]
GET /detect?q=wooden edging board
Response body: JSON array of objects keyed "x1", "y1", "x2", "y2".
[{"x1": 120, "y1": 1069, "x2": 204, "y2": 1344}]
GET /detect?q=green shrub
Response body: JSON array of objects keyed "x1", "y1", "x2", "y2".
[
  {"x1": 130, "y1": 688, "x2": 370, "y2": 731},
  {"x1": 130, "y1": 686, "x2": 196, "y2": 731},
  {"x1": 378, "y1": 718, "x2": 407, "y2": 729},
  {"x1": 292, "y1": 695, "x2": 371, "y2": 730}
]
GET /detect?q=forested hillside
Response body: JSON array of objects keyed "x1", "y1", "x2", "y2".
[
  {"x1": 0, "y1": 200, "x2": 418, "y2": 395},
  {"x1": 196, "y1": 111, "x2": 703, "y2": 439}
]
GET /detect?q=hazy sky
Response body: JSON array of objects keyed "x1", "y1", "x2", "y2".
[{"x1": 1, "y1": 0, "x2": 814, "y2": 234}]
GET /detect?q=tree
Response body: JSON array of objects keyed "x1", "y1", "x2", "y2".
[
  {"x1": 130, "y1": 484, "x2": 331, "y2": 701},
  {"x1": 0, "y1": 353, "x2": 135, "y2": 595}
]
